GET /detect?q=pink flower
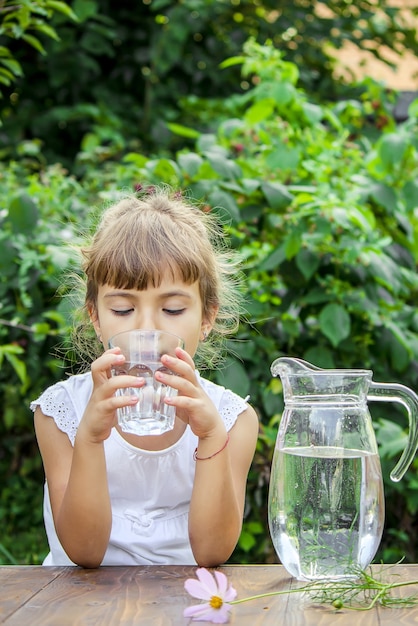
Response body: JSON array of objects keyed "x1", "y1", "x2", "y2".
[{"x1": 184, "y1": 568, "x2": 237, "y2": 623}]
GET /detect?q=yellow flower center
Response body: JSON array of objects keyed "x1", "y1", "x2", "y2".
[{"x1": 209, "y1": 595, "x2": 223, "y2": 609}]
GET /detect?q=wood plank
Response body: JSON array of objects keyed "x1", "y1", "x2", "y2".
[
  {"x1": 1, "y1": 565, "x2": 418, "y2": 625},
  {"x1": 377, "y1": 565, "x2": 418, "y2": 626},
  {"x1": 2, "y1": 566, "x2": 192, "y2": 626},
  {"x1": 227, "y1": 566, "x2": 379, "y2": 626},
  {"x1": 0, "y1": 567, "x2": 64, "y2": 623}
]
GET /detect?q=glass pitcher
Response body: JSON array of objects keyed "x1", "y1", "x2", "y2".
[{"x1": 268, "y1": 357, "x2": 418, "y2": 581}]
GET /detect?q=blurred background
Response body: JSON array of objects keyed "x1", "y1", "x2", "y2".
[{"x1": 0, "y1": 0, "x2": 417, "y2": 566}]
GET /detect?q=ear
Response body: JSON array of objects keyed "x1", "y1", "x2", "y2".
[
  {"x1": 200, "y1": 305, "x2": 219, "y2": 341},
  {"x1": 88, "y1": 305, "x2": 102, "y2": 342}
]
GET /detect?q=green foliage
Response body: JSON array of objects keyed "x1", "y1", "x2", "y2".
[
  {"x1": 0, "y1": 0, "x2": 77, "y2": 95},
  {"x1": 0, "y1": 161, "x2": 93, "y2": 563},
  {"x1": 84, "y1": 39, "x2": 417, "y2": 564},
  {"x1": 1, "y1": 35, "x2": 418, "y2": 565},
  {"x1": 0, "y1": 0, "x2": 416, "y2": 165}
]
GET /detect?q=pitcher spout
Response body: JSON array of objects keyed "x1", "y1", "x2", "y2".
[{"x1": 270, "y1": 356, "x2": 322, "y2": 378}]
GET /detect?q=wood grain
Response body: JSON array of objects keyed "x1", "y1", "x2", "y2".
[{"x1": 1, "y1": 564, "x2": 418, "y2": 625}]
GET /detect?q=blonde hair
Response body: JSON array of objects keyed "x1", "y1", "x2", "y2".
[{"x1": 72, "y1": 187, "x2": 243, "y2": 369}]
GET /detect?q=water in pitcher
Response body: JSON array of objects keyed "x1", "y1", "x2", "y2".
[{"x1": 268, "y1": 446, "x2": 384, "y2": 581}]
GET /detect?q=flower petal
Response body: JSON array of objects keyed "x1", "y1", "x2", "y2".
[
  {"x1": 183, "y1": 602, "x2": 232, "y2": 623},
  {"x1": 213, "y1": 571, "x2": 228, "y2": 595},
  {"x1": 184, "y1": 578, "x2": 211, "y2": 601},
  {"x1": 184, "y1": 602, "x2": 213, "y2": 619},
  {"x1": 213, "y1": 571, "x2": 237, "y2": 602},
  {"x1": 224, "y1": 589, "x2": 237, "y2": 602},
  {"x1": 201, "y1": 605, "x2": 231, "y2": 624},
  {"x1": 195, "y1": 568, "x2": 219, "y2": 596}
]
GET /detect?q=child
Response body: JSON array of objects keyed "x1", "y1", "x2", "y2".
[{"x1": 31, "y1": 187, "x2": 259, "y2": 568}]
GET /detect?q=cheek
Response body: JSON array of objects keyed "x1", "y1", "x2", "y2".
[{"x1": 179, "y1": 328, "x2": 202, "y2": 358}]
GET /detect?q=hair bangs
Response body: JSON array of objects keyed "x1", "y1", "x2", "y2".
[{"x1": 86, "y1": 221, "x2": 205, "y2": 293}]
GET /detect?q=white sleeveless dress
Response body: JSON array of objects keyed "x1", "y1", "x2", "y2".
[{"x1": 30, "y1": 371, "x2": 248, "y2": 566}]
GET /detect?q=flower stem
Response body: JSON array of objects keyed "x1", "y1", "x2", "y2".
[{"x1": 230, "y1": 576, "x2": 418, "y2": 611}]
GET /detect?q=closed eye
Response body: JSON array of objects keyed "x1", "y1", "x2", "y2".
[
  {"x1": 111, "y1": 309, "x2": 134, "y2": 316},
  {"x1": 163, "y1": 308, "x2": 186, "y2": 315}
]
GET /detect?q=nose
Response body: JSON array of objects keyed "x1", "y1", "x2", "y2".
[{"x1": 133, "y1": 310, "x2": 157, "y2": 331}]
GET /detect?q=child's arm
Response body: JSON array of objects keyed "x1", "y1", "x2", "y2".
[
  {"x1": 188, "y1": 406, "x2": 259, "y2": 567},
  {"x1": 34, "y1": 349, "x2": 143, "y2": 568},
  {"x1": 34, "y1": 407, "x2": 112, "y2": 568},
  {"x1": 158, "y1": 348, "x2": 259, "y2": 567}
]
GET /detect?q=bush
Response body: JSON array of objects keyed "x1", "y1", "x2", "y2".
[
  {"x1": 1, "y1": 39, "x2": 417, "y2": 565},
  {"x1": 1, "y1": 0, "x2": 417, "y2": 167},
  {"x1": 94, "y1": 39, "x2": 418, "y2": 563},
  {"x1": 0, "y1": 162, "x2": 93, "y2": 562}
]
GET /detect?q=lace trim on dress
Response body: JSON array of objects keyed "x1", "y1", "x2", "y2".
[
  {"x1": 32, "y1": 388, "x2": 78, "y2": 446},
  {"x1": 218, "y1": 389, "x2": 248, "y2": 431}
]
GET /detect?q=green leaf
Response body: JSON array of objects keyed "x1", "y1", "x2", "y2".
[
  {"x1": 7, "y1": 193, "x2": 39, "y2": 234},
  {"x1": 123, "y1": 152, "x2": 148, "y2": 168},
  {"x1": 208, "y1": 190, "x2": 240, "y2": 222},
  {"x1": 258, "y1": 244, "x2": 286, "y2": 271},
  {"x1": 32, "y1": 23, "x2": 60, "y2": 41},
  {"x1": 1, "y1": 347, "x2": 27, "y2": 385},
  {"x1": 261, "y1": 182, "x2": 294, "y2": 210},
  {"x1": 403, "y1": 180, "x2": 418, "y2": 211},
  {"x1": 197, "y1": 134, "x2": 217, "y2": 152},
  {"x1": 378, "y1": 133, "x2": 408, "y2": 169},
  {"x1": 303, "y1": 346, "x2": 336, "y2": 369},
  {"x1": 149, "y1": 158, "x2": 180, "y2": 182},
  {"x1": 166, "y1": 123, "x2": 200, "y2": 139},
  {"x1": 349, "y1": 206, "x2": 376, "y2": 231},
  {"x1": 408, "y1": 98, "x2": 418, "y2": 118},
  {"x1": 215, "y1": 357, "x2": 250, "y2": 397},
  {"x1": 244, "y1": 98, "x2": 275, "y2": 124},
  {"x1": 270, "y1": 81, "x2": 294, "y2": 105},
  {"x1": 238, "y1": 529, "x2": 256, "y2": 552},
  {"x1": 376, "y1": 419, "x2": 408, "y2": 459},
  {"x1": 302, "y1": 102, "x2": 323, "y2": 124},
  {"x1": 296, "y1": 248, "x2": 319, "y2": 280},
  {"x1": 284, "y1": 231, "x2": 302, "y2": 260},
  {"x1": 45, "y1": 0, "x2": 79, "y2": 21},
  {"x1": 21, "y1": 34, "x2": 46, "y2": 54},
  {"x1": 206, "y1": 154, "x2": 241, "y2": 180},
  {"x1": 219, "y1": 55, "x2": 246, "y2": 69},
  {"x1": 0, "y1": 239, "x2": 17, "y2": 275},
  {"x1": 319, "y1": 303, "x2": 351, "y2": 347},
  {"x1": 0, "y1": 58, "x2": 22, "y2": 76},
  {"x1": 384, "y1": 320, "x2": 413, "y2": 371},
  {"x1": 302, "y1": 288, "x2": 332, "y2": 305},
  {"x1": 365, "y1": 251, "x2": 402, "y2": 293},
  {"x1": 72, "y1": 0, "x2": 98, "y2": 21},
  {"x1": 177, "y1": 153, "x2": 203, "y2": 178},
  {"x1": 0, "y1": 73, "x2": 12, "y2": 85},
  {"x1": 370, "y1": 183, "x2": 398, "y2": 213},
  {"x1": 266, "y1": 144, "x2": 300, "y2": 171},
  {"x1": 80, "y1": 132, "x2": 99, "y2": 150},
  {"x1": 32, "y1": 322, "x2": 52, "y2": 340}
]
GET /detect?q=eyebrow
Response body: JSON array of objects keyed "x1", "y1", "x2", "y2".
[{"x1": 103, "y1": 290, "x2": 193, "y2": 300}]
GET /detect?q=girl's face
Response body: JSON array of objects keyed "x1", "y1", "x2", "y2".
[{"x1": 90, "y1": 275, "x2": 215, "y2": 357}]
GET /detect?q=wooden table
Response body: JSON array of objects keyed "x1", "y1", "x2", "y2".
[{"x1": 1, "y1": 564, "x2": 418, "y2": 625}]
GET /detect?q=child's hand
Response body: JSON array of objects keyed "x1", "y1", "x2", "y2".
[
  {"x1": 78, "y1": 348, "x2": 143, "y2": 443},
  {"x1": 156, "y1": 347, "x2": 224, "y2": 440}
]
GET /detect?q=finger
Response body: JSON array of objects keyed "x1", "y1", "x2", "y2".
[
  {"x1": 108, "y1": 374, "x2": 145, "y2": 391},
  {"x1": 91, "y1": 348, "x2": 125, "y2": 383},
  {"x1": 155, "y1": 368, "x2": 199, "y2": 398},
  {"x1": 160, "y1": 352, "x2": 196, "y2": 381},
  {"x1": 174, "y1": 346, "x2": 195, "y2": 368}
]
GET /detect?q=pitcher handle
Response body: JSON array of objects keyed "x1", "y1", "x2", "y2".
[{"x1": 368, "y1": 381, "x2": 418, "y2": 482}]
